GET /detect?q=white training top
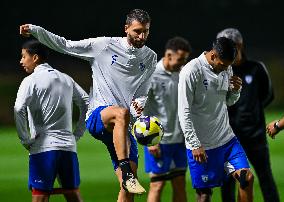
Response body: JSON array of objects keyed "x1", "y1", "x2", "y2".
[
  {"x1": 14, "y1": 63, "x2": 89, "y2": 154},
  {"x1": 144, "y1": 59, "x2": 184, "y2": 144},
  {"x1": 178, "y1": 53, "x2": 240, "y2": 150},
  {"x1": 29, "y1": 25, "x2": 157, "y2": 123}
]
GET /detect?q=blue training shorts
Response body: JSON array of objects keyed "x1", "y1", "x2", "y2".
[
  {"x1": 144, "y1": 143, "x2": 187, "y2": 174},
  {"x1": 187, "y1": 137, "x2": 250, "y2": 189},
  {"x1": 29, "y1": 150, "x2": 80, "y2": 191},
  {"x1": 86, "y1": 106, "x2": 138, "y2": 170}
]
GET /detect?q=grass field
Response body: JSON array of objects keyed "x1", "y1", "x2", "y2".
[{"x1": 0, "y1": 110, "x2": 283, "y2": 201}]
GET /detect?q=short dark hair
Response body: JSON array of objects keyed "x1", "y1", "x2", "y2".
[
  {"x1": 126, "y1": 9, "x2": 151, "y2": 25},
  {"x1": 22, "y1": 40, "x2": 49, "y2": 62},
  {"x1": 212, "y1": 37, "x2": 237, "y2": 62},
  {"x1": 165, "y1": 36, "x2": 192, "y2": 53}
]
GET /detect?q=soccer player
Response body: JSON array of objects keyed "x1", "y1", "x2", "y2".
[
  {"x1": 14, "y1": 40, "x2": 89, "y2": 202},
  {"x1": 267, "y1": 116, "x2": 284, "y2": 138},
  {"x1": 217, "y1": 28, "x2": 280, "y2": 202},
  {"x1": 178, "y1": 37, "x2": 254, "y2": 202},
  {"x1": 19, "y1": 9, "x2": 157, "y2": 200},
  {"x1": 143, "y1": 36, "x2": 191, "y2": 202}
]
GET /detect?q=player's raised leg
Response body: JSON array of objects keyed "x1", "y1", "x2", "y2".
[{"x1": 100, "y1": 106, "x2": 145, "y2": 195}]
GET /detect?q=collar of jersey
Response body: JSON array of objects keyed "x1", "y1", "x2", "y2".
[
  {"x1": 34, "y1": 63, "x2": 53, "y2": 72},
  {"x1": 200, "y1": 52, "x2": 215, "y2": 72},
  {"x1": 121, "y1": 37, "x2": 139, "y2": 53}
]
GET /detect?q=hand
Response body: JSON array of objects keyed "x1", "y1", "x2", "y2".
[
  {"x1": 192, "y1": 147, "x2": 207, "y2": 163},
  {"x1": 266, "y1": 120, "x2": 279, "y2": 139},
  {"x1": 230, "y1": 76, "x2": 242, "y2": 92},
  {"x1": 20, "y1": 24, "x2": 31, "y2": 37},
  {"x1": 148, "y1": 144, "x2": 161, "y2": 158},
  {"x1": 131, "y1": 100, "x2": 144, "y2": 117}
]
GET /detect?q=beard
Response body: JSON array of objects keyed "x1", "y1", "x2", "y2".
[{"x1": 128, "y1": 35, "x2": 146, "y2": 48}]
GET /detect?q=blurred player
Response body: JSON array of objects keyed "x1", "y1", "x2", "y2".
[
  {"x1": 178, "y1": 37, "x2": 254, "y2": 202},
  {"x1": 20, "y1": 9, "x2": 157, "y2": 201},
  {"x1": 14, "y1": 40, "x2": 89, "y2": 202},
  {"x1": 217, "y1": 28, "x2": 280, "y2": 202},
  {"x1": 143, "y1": 36, "x2": 191, "y2": 202}
]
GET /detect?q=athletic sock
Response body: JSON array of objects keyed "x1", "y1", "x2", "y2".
[{"x1": 118, "y1": 158, "x2": 133, "y2": 181}]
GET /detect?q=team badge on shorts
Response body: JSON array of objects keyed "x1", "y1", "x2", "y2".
[{"x1": 201, "y1": 175, "x2": 209, "y2": 182}]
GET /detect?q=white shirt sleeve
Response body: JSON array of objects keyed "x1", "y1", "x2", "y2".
[
  {"x1": 178, "y1": 65, "x2": 201, "y2": 150},
  {"x1": 14, "y1": 77, "x2": 34, "y2": 148},
  {"x1": 72, "y1": 80, "x2": 89, "y2": 140},
  {"x1": 29, "y1": 24, "x2": 104, "y2": 61}
]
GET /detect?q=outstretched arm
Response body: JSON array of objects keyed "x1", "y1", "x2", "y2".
[{"x1": 20, "y1": 24, "x2": 101, "y2": 61}]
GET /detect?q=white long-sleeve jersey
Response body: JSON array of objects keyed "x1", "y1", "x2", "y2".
[
  {"x1": 178, "y1": 53, "x2": 240, "y2": 150},
  {"x1": 29, "y1": 25, "x2": 157, "y2": 120},
  {"x1": 14, "y1": 63, "x2": 89, "y2": 154},
  {"x1": 144, "y1": 59, "x2": 184, "y2": 144}
]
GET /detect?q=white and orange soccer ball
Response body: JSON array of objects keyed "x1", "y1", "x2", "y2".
[{"x1": 132, "y1": 116, "x2": 164, "y2": 146}]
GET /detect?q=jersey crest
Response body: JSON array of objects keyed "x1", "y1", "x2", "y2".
[{"x1": 245, "y1": 75, "x2": 253, "y2": 84}]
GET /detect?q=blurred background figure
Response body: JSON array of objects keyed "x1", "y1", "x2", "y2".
[
  {"x1": 143, "y1": 36, "x2": 191, "y2": 202},
  {"x1": 217, "y1": 28, "x2": 280, "y2": 202}
]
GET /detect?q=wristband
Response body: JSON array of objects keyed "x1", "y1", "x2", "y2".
[{"x1": 274, "y1": 120, "x2": 281, "y2": 131}]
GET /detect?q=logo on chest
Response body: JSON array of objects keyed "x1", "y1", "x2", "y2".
[
  {"x1": 139, "y1": 62, "x2": 146, "y2": 71},
  {"x1": 111, "y1": 54, "x2": 118, "y2": 65},
  {"x1": 203, "y1": 79, "x2": 209, "y2": 90}
]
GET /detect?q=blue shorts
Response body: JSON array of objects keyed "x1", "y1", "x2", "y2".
[
  {"x1": 29, "y1": 150, "x2": 80, "y2": 191},
  {"x1": 86, "y1": 106, "x2": 138, "y2": 170},
  {"x1": 187, "y1": 137, "x2": 250, "y2": 189},
  {"x1": 144, "y1": 143, "x2": 187, "y2": 174}
]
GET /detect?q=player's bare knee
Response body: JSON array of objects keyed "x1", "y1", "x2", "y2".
[
  {"x1": 235, "y1": 169, "x2": 253, "y2": 190},
  {"x1": 246, "y1": 170, "x2": 254, "y2": 184},
  {"x1": 116, "y1": 108, "x2": 130, "y2": 123}
]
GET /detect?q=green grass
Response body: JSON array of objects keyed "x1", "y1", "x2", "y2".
[{"x1": 0, "y1": 111, "x2": 283, "y2": 201}]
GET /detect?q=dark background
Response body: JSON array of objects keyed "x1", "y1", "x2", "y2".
[{"x1": 1, "y1": 0, "x2": 284, "y2": 125}]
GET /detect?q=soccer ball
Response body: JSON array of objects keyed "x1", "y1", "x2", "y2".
[{"x1": 132, "y1": 116, "x2": 164, "y2": 146}]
